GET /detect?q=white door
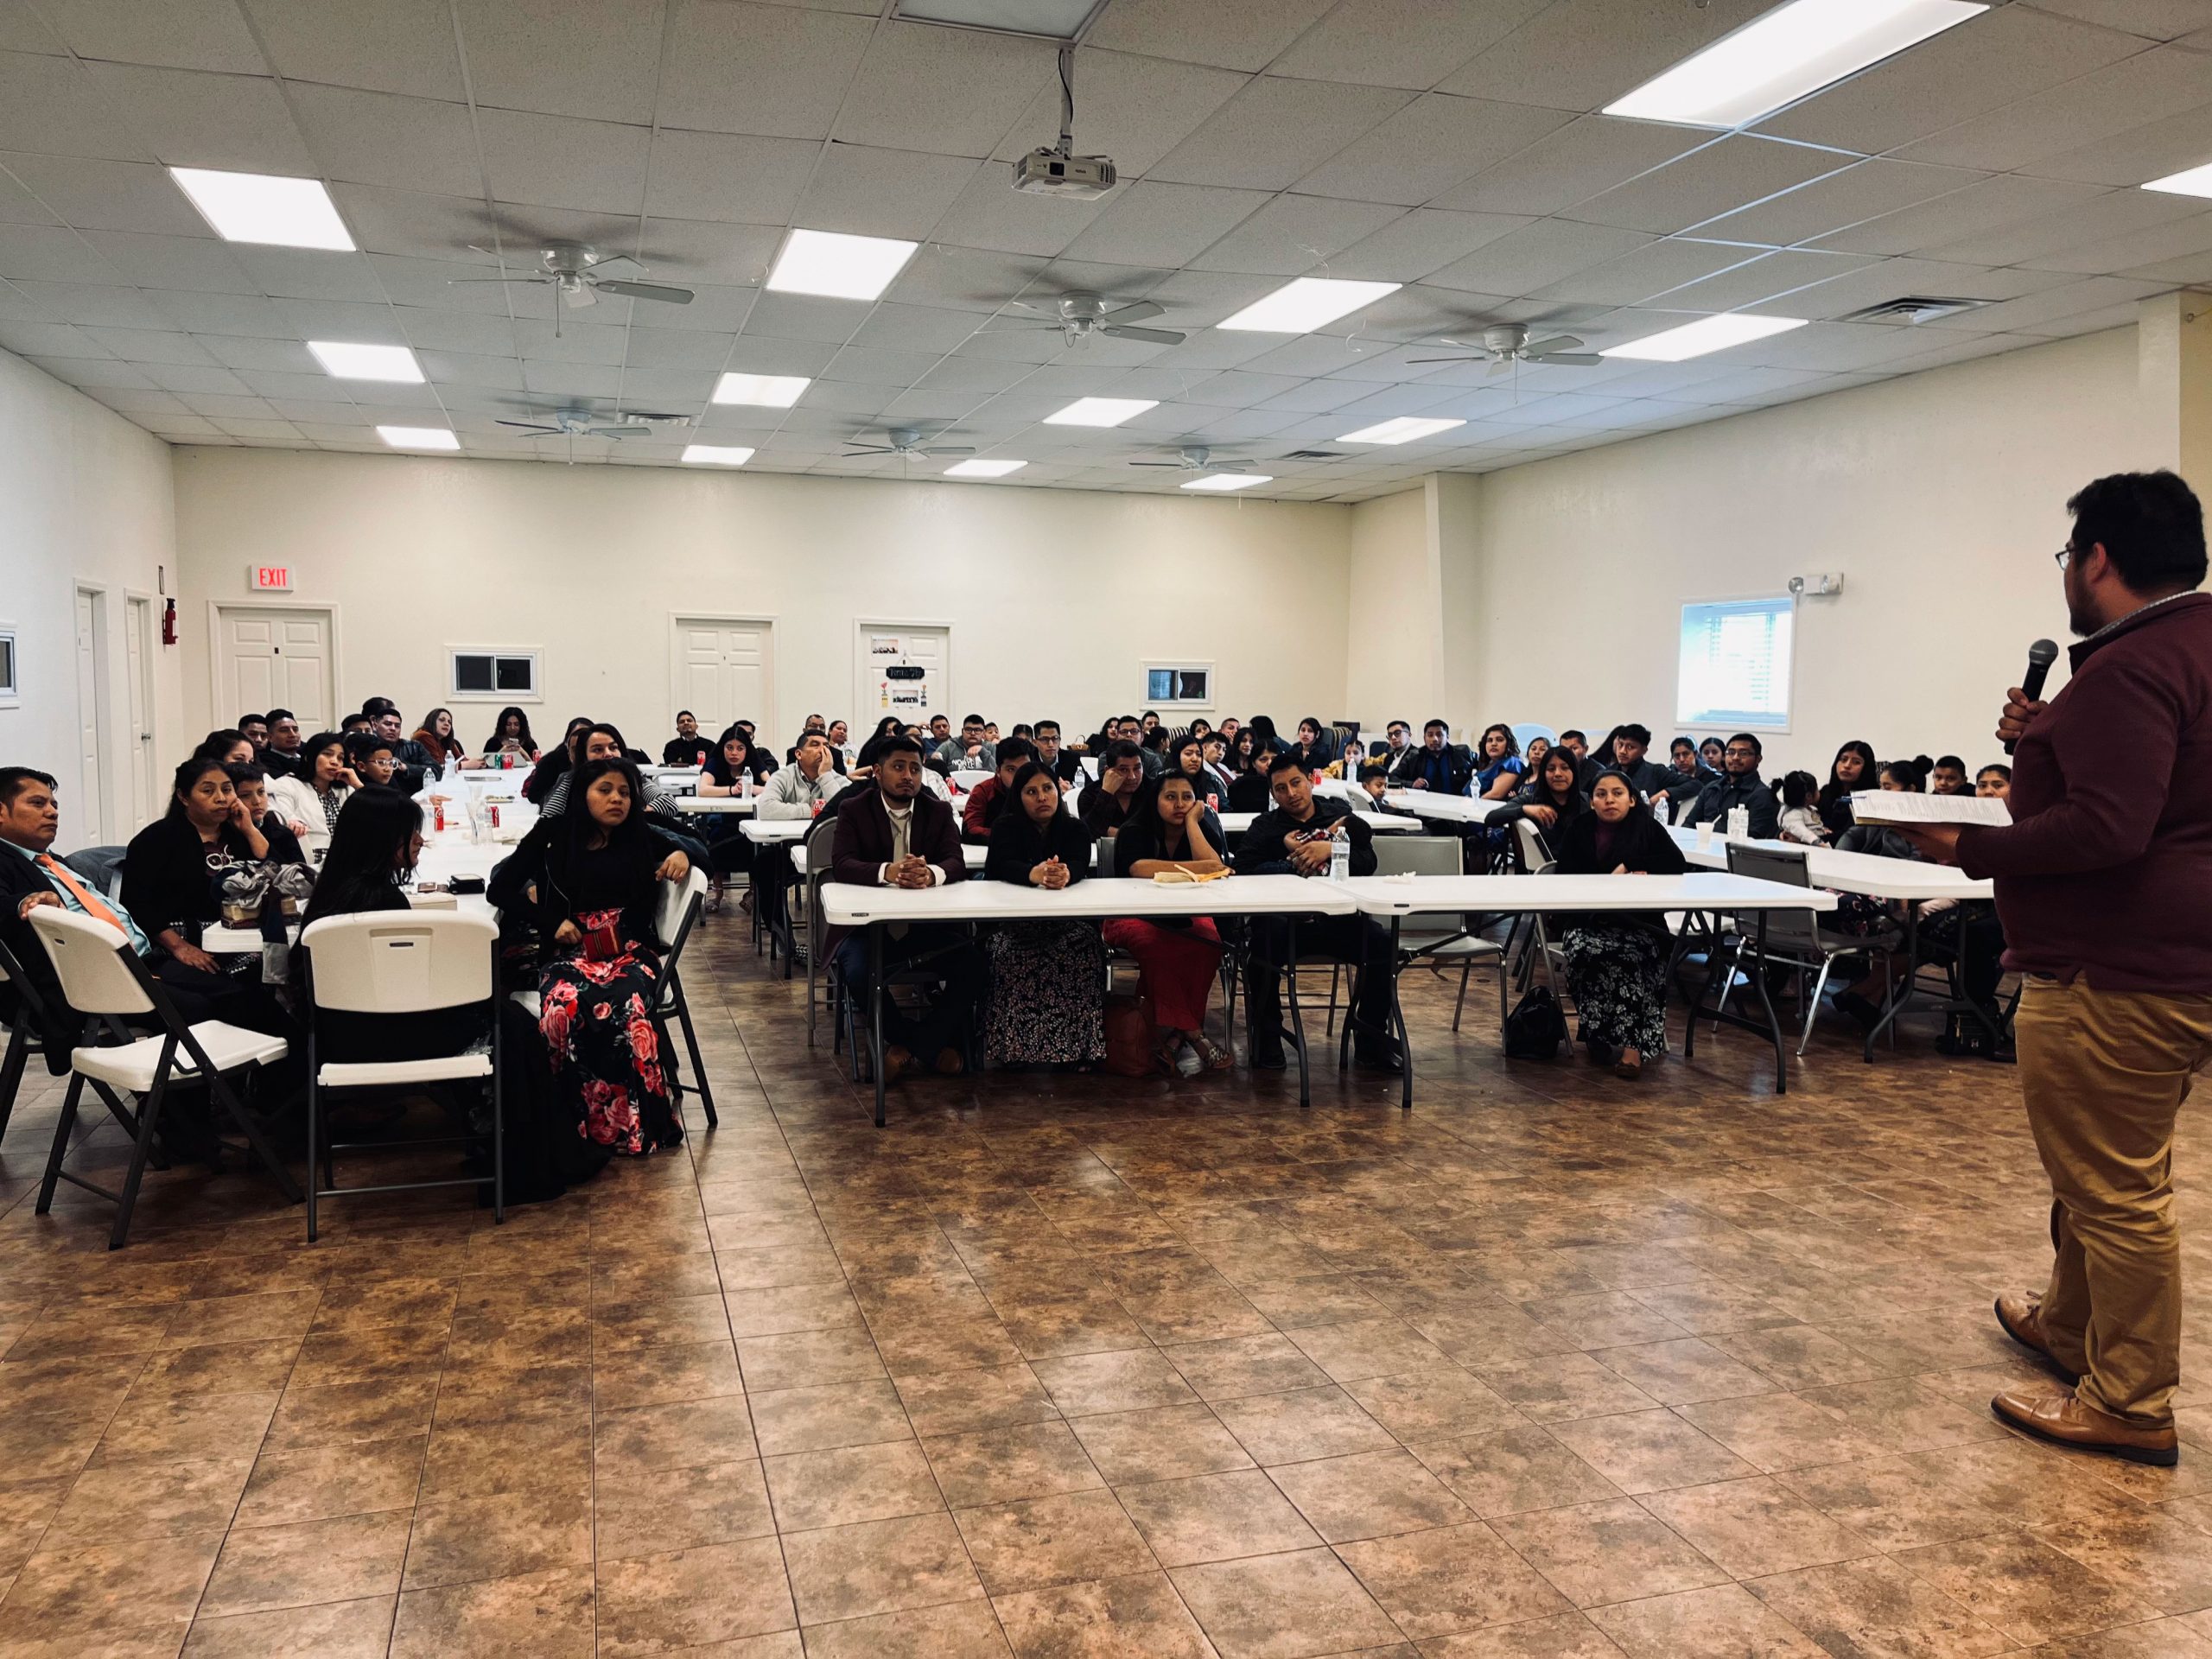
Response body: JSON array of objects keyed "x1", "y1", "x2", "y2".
[
  {"x1": 216, "y1": 606, "x2": 334, "y2": 734},
  {"x1": 74, "y1": 588, "x2": 109, "y2": 843},
  {"x1": 124, "y1": 596, "x2": 155, "y2": 831},
  {"x1": 671, "y1": 617, "x2": 772, "y2": 740},
  {"x1": 855, "y1": 623, "x2": 950, "y2": 729}
]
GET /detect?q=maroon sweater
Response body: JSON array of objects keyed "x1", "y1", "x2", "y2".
[{"x1": 1957, "y1": 591, "x2": 2212, "y2": 992}]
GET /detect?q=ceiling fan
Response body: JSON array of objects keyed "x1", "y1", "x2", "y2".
[
  {"x1": 1409, "y1": 323, "x2": 1601, "y2": 375},
  {"x1": 843, "y1": 426, "x2": 975, "y2": 459},
  {"x1": 1128, "y1": 444, "x2": 1256, "y2": 474},
  {"x1": 448, "y1": 245, "x2": 694, "y2": 336},
  {"x1": 1001, "y1": 290, "x2": 1185, "y2": 347},
  {"x1": 497, "y1": 407, "x2": 688, "y2": 440}
]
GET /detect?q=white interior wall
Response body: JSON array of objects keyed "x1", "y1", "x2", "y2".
[
  {"x1": 169, "y1": 451, "x2": 1353, "y2": 747},
  {"x1": 1457, "y1": 327, "x2": 2165, "y2": 773},
  {"x1": 0, "y1": 350, "x2": 179, "y2": 844},
  {"x1": 1345, "y1": 486, "x2": 1435, "y2": 732}
]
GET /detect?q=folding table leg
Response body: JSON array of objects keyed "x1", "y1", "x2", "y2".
[
  {"x1": 1286, "y1": 941, "x2": 1310, "y2": 1110},
  {"x1": 1747, "y1": 911, "x2": 1788, "y2": 1095},
  {"x1": 870, "y1": 924, "x2": 887, "y2": 1129},
  {"x1": 1388, "y1": 917, "x2": 1413, "y2": 1111},
  {"x1": 35, "y1": 1073, "x2": 86, "y2": 1214}
]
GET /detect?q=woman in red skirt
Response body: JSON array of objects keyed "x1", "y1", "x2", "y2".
[{"x1": 1108, "y1": 772, "x2": 1230, "y2": 1076}]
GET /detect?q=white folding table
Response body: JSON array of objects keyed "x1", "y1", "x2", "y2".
[
  {"x1": 203, "y1": 837, "x2": 505, "y2": 954},
  {"x1": 683, "y1": 795, "x2": 757, "y2": 817},
  {"x1": 818, "y1": 874, "x2": 1359, "y2": 1124},
  {"x1": 1345, "y1": 872, "x2": 1838, "y2": 1106}
]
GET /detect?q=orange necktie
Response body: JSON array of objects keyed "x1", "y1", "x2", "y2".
[{"x1": 35, "y1": 854, "x2": 129, "y2": 934}]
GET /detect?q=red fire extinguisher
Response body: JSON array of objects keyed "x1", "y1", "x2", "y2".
[{"x1": 161, "y1": 597, "x2": 177, "y2": 645}]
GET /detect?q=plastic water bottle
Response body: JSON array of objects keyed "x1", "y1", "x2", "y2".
[{"x1": 1329, "y1": 835, "x2": 1350, "y2": 883}]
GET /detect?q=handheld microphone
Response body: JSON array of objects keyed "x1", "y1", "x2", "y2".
[{"x1": 2005, "y1": 639, "x2": 2060, "y2": 755}]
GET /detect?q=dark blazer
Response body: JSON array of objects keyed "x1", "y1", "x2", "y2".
[
  {"x1": 1390, "y1": 742, "x2": 1473, "y2": 794},
  {"x1": 984, "y1": 811, "x2": 1093, "y2": 886},
  {"x1": 664, "y1": 736, "x2": 715, "y2": 767},
  {"x1": 1550, "y1": 808, "x2": 1688, "y2": 934},
  {"x1": 0, "y1": 849, "x2": 80, "y2": 1072},
  {"x1": 825, "y1": 787, "x2": 967, "y2": 955}
]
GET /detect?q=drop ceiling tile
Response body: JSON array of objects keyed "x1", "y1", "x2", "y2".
[
  {"x1": 951, "y1": 327, "x2": 1060, "y2": 364},
  {"x1": 2127, "y1": 228, "x2": 2212, "y2": 284},
  {"x1": 241, "y1": 0, "x2": 462, "y2": 99},
  {"x1": 1270, "y1": 0, "x2": 1548, "y2": 91},
  {"x1": 740, "y1": 289, "x2": 864, "y2": 344},
  {"x1": 2028, "y1": 1, "x2": 2212, "y2": 40},
  {"x1": 454, "y1": 0, "x2": 664, "y2": 124},
  {"x1": 1259, "y1": 379, "x2": 1387, "y2": 415},
  {"x1": 271, "y1": 296, "x2": 408, "y2": 341},
  {"x1": 1717, "y1": 320, "x2": 1972, "y2": 372},
  {"x1": 75, "y1": 378, "x2": 182, "y2": 406},
  {"x1": 0, "y1": 318, "x2": 106, "y2": 356},
  {"x1": 398, "y1": 308, "x2": 519, "y2": 356},
  {"x1": 1695, "y1": 158, "x2": 1987, "y2": 250},
  {"x1": 635, "y1": 283, "x2": 756, "y2": 333},
  {"x1": 992, "y1": 48, "x2": 1244, "y2": 180},
  {"x1": 1433, "y1": 114, "x2": 1710, "y2": 219},
  {"x1": 831, "y1": 19, "x2": 1051, "y2": 157},
  {"x1": 514, "y1": 316, "x2": 631, "y2": 365},
  {"x1": 1313, "y1": 210, "x2": 1527, "y2": 285},
  {"x1": 926, "y1": 169, "x2": 1103, "y2": 258},
  {"x1": 1892, "y1": 42, "x2": 2212, "y2": 175},
  {"x1": 1566, "y1": 135, "x2": 1857, "y2": 237},
  {"x1": 1440, "y1": 0, "x2": 1770, "y2": 114},
  {"x1": 197, "y1": 333, "x2": 316, "y2": 370},
  {"x1": 791, "y1": 143, "x2": 980, "y2": 240},
  {"x1": 613, "y1": 366, "x2": 715, "y2": 407},
  {"x1": 46, "y1": 0, "x2": 264, "y2": 73},
  {"x1": 2028, "y1": 98, "x2": 2212, "y2": 188},
  {"x1": 1177, "y1": 369, "x2": 1308, "y2": 407},
  {"x1": 618, "y1": 323, "x2": 723, "y2": 370},
  {"x1": 657, "y1": 2, "x2": 874, "y2": 138},
  {"x1": 795, "y1": 378, "x2": 893, "y2": 417},
  {"x1": 289, "y1": 84, "x2": 484, "y2": 198},
  {"x1": 0, "y1": 48, "x2": 153, "y2": 162},
  {"x1": 1422, "y1": 217, "x2": 1649, "y2": 296},
  {"x1": 643, "y1": 130, "x2": 818, "y2": 226},
  {"x1": 356, "y1": 253, "x2": 503, "y2": 315},
  {"x1": 233, "y1": 366, "x2": 353, "y2": 400},
  {"x1": 1929, "y1": 274, "x2": 2170, "y2": 334},
  {"x1": 849, "y1": 302, "x2": 988, "y2": 353},
  {"x1": 521, "y1": 359, "x2": 621, "y2": 397},
  {"x1": 149, "y1": 364, "x2": 253, "y2": 395},
  {"x1": 1649, "y1": 247, "x2": 1878, "y2": 313},
  {"x1": 478, "y1": 110, "x2": 650, "y2": 216},
  {"x1": 1535, "y1": 237, "x2": 1760, "y2": 305},
  {"x1": 1059, "y1": 180, "x2": 1269, "y2": 267},
  {"x1": 1811, "y1": 173, "x2": 2115, "y2": 259},
  {"x1": 1756, "y1": 5, "x2": 2146, "y2": 154},
  {"x1": 634, "y1": 217, "x2": 779, "y2": 287},
  {"x1": 232, "y1": 245, "x2": 387, "y2": 302},
  {"x1": 317, "y1": 184, "x2": 489, "y2": 266},
  {"x1": 5, "y1": 279, "x2": 170, "y2": 328},
  {"x1": 80, "y1": 63, "x2": 315, "y2": 174},
  {"x1": 1082, "y1": 0, "x2": 1336, "y2": 73},
  {"x1": 1112, "y1": 326, "x2": 1278, "y2": 372},
  {"x1": 1295, "y1": 94, "x2": 1576, "y2": 207},
  {"x1": 883, "y1": 245, "x2": 1047, "y2": 315},
  {"x1": 0, "y1": 153, "x2": 209, "y2": 236},
  {"x1": 0, "y1": 223, "x2": 125, "y2": 283},
  {"x1": 1232, "y1": 334, "x2": 1414, "y2": 377},
  {"x1": 1340, "y1": 283, "x2": 1496, "y2": 342},
  {"x1": 823, "y1": 344, "x2": 952, "y2": 387},
  {"x1": 1152, "y1": 76, "x2": 1411, "y2": 192},
  {"x1": 147, "y1": 416, "x2": 225, "y2": 437},
  {"x1": 1187, "y1": 194, "x2": 1405, "y2": 276},
  {"x1": 1919, "y1": 184, "x2": 2203, "y2": 266}
]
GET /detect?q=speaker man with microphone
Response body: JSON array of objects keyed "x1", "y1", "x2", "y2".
[{"x1": 1897, "y1": 471, "x2": 2211, "y2": 1466}]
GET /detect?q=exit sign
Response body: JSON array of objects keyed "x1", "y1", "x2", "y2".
[{"x1": 250, "y1": 564, "x2": 292, "y2": 593}]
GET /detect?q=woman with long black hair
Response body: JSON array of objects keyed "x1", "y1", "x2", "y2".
[
  {"x1": 979, "y1": 761, "x2": 1105, "y2": 1069},
  {"x1": 1548, "y1": 768, "x2": 1688, "y2": 1079},
  {"x1": 489, "y1": 758, "x2": 691, "y2": 1154},
  {"x1": 522, "y1": 716, "x2": 594, "y2": 805},
  {"x1": 479, "y1": 705, "x2": 538, "y2": 766},
  {"x1": 1816, "y1": 740, "x2": 1877, "y2": 836},
  {"x1": 1109, "y1": 771, "x2": 1230, "y2": 1076},
  {"x1": 124, "y1": 756, "x2": 276, "y2": 973}
]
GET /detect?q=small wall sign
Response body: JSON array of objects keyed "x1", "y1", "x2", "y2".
[{"x1": 250, "y1": 564, "x2": 292, "y2": 593}]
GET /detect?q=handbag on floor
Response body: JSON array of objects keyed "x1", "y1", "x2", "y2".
[
  {"x1": 1101, "y1": 991, "x2": 1160, "y2": 1077},
  {"x1": 1503, "y1": 983, "x2": 1568, "y2": 1060}
]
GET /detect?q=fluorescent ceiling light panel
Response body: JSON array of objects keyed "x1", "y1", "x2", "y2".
[
  {"x1": 766, "y1": 228, "x2": 919, "y2": 301},
  {"x1": 169, "y1": 167, "x2": 356, "y2": 250},
  {"x1": 2143, "y1": 161, "x2": 2212, "y2": 199},
  {"x1": 713, "y1": 372, "x2": 810, "y2": 408},
  {"x1": 945, "y1": 458, "x2": 1027, "y2": 477},
  {"x1": 892, "y1": 0, "x2": 1103, "y2": 41},
  {"x1": 682, "y1": 444, "x2": 754, "y2": 466},
  {"x1": 377, "y1": 425, "x2": 458, "y2": 450},
  {"x1": 1338, "y1": 416, "x2": 1465, "y2": 445},
  {"x1": 1043, "y1": 397, "x2": 1157, "y2": 427},
  {"x1": 307, "y1": 340, "x2": 423, "y2": 383},
  {"x1": 1602, "y1": 314, "x2": 1808, "y2": 361},
  {"x1": 1181, "y1": 474, "x2": 1271, "y2": 492},
  {"x1": 1605, "y1": 0, "x2": 1984, "y2": 129},
  {"x1": 1219, "y1": 276, "x2": 1401, "y2": 334}
]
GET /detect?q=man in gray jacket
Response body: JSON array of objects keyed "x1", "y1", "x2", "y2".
[{"x1": 760, "y1": 731, "x2": 852, "y2": 819}]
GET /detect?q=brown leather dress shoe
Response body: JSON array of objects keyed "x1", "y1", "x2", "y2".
[
  {"x1": 933, "y1": 1046, "x2": 965, "y2": 1077},
  {"x1": 1991, "y1": 1385, "x2": 2178, "y2": 1466},
  {"x1": 882, "y1": 1045, "x2": 912, "y2": 1084},
  {"x1": 1994, "y1": 1292, "x2": 2080, "y2": 1383}
]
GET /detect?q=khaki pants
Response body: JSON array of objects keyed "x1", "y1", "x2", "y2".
[{"x1": 2016, "y1": 972, "x2": 2212, "y2": 1427}]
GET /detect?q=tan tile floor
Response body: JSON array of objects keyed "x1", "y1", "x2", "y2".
[{"x1": 0, "y1": 920, "x2": 2207, "y2": 1658}]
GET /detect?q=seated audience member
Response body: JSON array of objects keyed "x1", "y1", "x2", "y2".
[
  {"x1": 1930, "y1": 754, "x2": 1973, "y2": 797},
  {"x1": 346, "y1": 731, "x2": 400, "y2": 790},
  {"x1": 1290, "y1": 717, "x2": 1336, "y2": 772},
  {"x1": 1200, "y1": 734, "x2": 1236, "y2": 799},
  {"x1": 489, "y1": 758, "x2": 692, "y2": 1154},
  {"x1": 364, "y1": 698, "x2": 438, "y2": 793},
  {"x1": 553, "y1": 725, "x2": 694, "y2": 828},
  {"x1": 1700, "y1": 735, "x2": 1726, "y2": 775},
  {"x1": 980, "y1": 761, "x2": 1105, "y2": 1070},
  {"x1": 825, "y1": 738, "x2": 983, "y2": 1081},
  {"x1": 239, "y1": 714, "x2": 269, "y2": 753},
  {"x1": 340, "y1": 712, "x2": 372, "y2": 735},
  {"x1": 1139, "y1": 725, "x2": 1170, "y2": 779},
  {"x1": 1140, "y1": 710, "x2": 1161, "y2": 741},
  {"x1": 1558, "y1": 730, "x2": 1588, "y2": 766},
  {"x1": 664, "y1": 710, "x2": 715, "y2": 768},
  {"x1": 196, "y1": 728, "x2": 257, "y2": 766},
  {"x1": 1166, "y1": 732, "x2": 1231, "y2": 831},
  {"x1": 1492, "y1": 746, "x2": 1587, "y2": 859},
  {"x1": 1396, "y1": 720, "x2": 1473, "y2": 793},
  {"x1": 1357, "y1": 763, "x2": 1418, "y2": 817},
  {"x1": 414, "y1": 708, "x2": 466, "y2": 772},
  {"x1": 1229, "y1": 727, "x2": 1258, "y2": 777},
  {"x1": 1226, "y1": 739, "x2": 1283, "y2": 813},
  {"x1": 960, "y1": 737, "x2": 1036, "y2": 841},
  {"x1": 1111, "y1": 772, "x2": 1231, "y2": 1075},
  {"x1": 925, "y1": 714, "x2": 952, "y2": 750},
  {"x1": 1187, "y1": 718, "x2": 1211, "y2": 743},
  {"x1": 1816, "y1": 741, "x2": 1877, "y2": 836},
  {"x1": 1835, "y1": 760, "x2": 1930, "y2": 861},
  {"x1": 692, "y1": 726, "x2": 764, "y2": 905},
  {"x1": 1686, "y1": 734, "x2": 1781, "y2": 838},
  {"x1": 523, "y1": 717, "x2": 593, "y2": 804},
  {"x1": 1582, "y1": 723, "x2": 1684, "y2": 804},
  {"x1": 760, "y1": 730, "x2": 853, "y2": 821},
  {"x1": 936, "y1": 714, "x2": 996, "y2": 772},
  {"x1": 1032, "y1": 720, "x2": 1081, "y2": 787},
  {"x1": 1233, "y1": 755, "x2": 1399, "y2": 1071},
  {"x1": 1079, "y1": 740, "x2": 1147, "y2": 835},
  {"x1": 1523, "y1": 735, "x2": 1551, "y2": 778},
  {"x1": 1777, "y1": 771, "x2": 1829, "y2": 844},
  {"x1": 1, "y1": 768, "x2": 287, "y2": 1074},
  {"x1": 1548, "y1": 768, "x2": 1688, "y2": 1079},
  {"x1": 1976, "y1": 763, "x2": 2012, "y2": 801},
  {"x1": 1670, "y1": 736, "x2": 1718, "y2": 791},
  {"x1": 1471, "y1": 723, "x2": 1525, "y2": 801},
  {"x1": 226, "y1": 764, "x2": 307, "y2": 864},
  {"x1": 268, "y1": 731, "x2": 359, "y2": 852},
  {"x1": 826, "y1": 719, "x2": 855, "y2": 763},
  {"x1": 480, "y1": 706, "x2": 539, "y2": 769},
  {"x1": 1217, "y1": 717, "x2": 1241, "y2": 751},
  {"x1": 1379, "y1": 720, "x2": 1414, "y2": 770},
  {"x1": 263, "y1": 709, "x2": 305, "y2": 779},
  {"x1": 856, "y1": 716, "x2": 904, "y2": 765}
]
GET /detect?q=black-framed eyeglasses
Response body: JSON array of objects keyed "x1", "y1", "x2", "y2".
[{"x1": 2055, "y1": 543, "x2": 2077, "y2": 569}]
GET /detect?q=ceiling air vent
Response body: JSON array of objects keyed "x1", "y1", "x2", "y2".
[
  {"x1": 1840, "y1": 296, "x2": 1990, "y2": 325},
  {"x1": 1281, "y1": 449, "x2": 1345, "y2": 461}
]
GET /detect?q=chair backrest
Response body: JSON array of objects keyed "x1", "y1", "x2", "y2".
[
  {"x1": 805, "y1": 811, "x2": 841, "y2": 961},
  {"x1": 28, "y1": 906, "x2": 153, "y2": 1016},
  {"x1": 1372, "y1": 835, "x2": 1462, "y2": 878},
  {"x1": 299, "y1": 911, "x2": 497, "y2": 1014},
  {"x1": 1723, "y1": 842, "x2": 1826, "y2": 953},
  {"x1": 1512, "y1": 818, "x2": 1549, "y2": 873},
  {"x1": 63, "y1": 845, "x2": 127, "y2": 902},
  {"x1": 657, "y1": 863, "x2": 708, "y2": 964}
]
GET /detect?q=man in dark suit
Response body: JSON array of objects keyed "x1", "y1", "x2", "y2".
[
  {"x1": 827, "y1": 737, "x2": 983, "y2": 1082},
  {"x1": 1390, "y1": 718, "x2": 1473, "y2": 794},
  {"x1": 0, "y1": 769, "x2": 82, "y2": 1086}
]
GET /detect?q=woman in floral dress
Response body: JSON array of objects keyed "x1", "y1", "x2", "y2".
[{"x1": 489, "y1": 757, "x2": 693, "y2": 1153}]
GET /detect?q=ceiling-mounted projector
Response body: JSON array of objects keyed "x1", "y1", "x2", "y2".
[{"x1": 1011, "y1": 45, "x2": 1116, "y2": 200}]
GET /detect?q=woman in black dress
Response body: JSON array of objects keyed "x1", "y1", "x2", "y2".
[
  {"x1": 489, "y1": 758, "x2": 693, "y2": 1154},
  {"x1": 1548, "y1": 768, "x2": 1687, "y2": 1079},
  {"x1": 980, "y1": 762, "x2": 1105, "y2": 1069}
]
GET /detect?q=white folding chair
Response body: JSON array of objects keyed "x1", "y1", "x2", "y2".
[
  {"x1": 29, "y1": 906, "x2": 298, "y2": 1249},
  {"x1": 300, "y1": 910, "x2": 500, "y2": 1241},
  {"x1": 652, "y1": 864, "x2": 716, "y2": 1128},
  {"x1": 1363, "y1": 836, "x2": 1509, "y2": 1042}
]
